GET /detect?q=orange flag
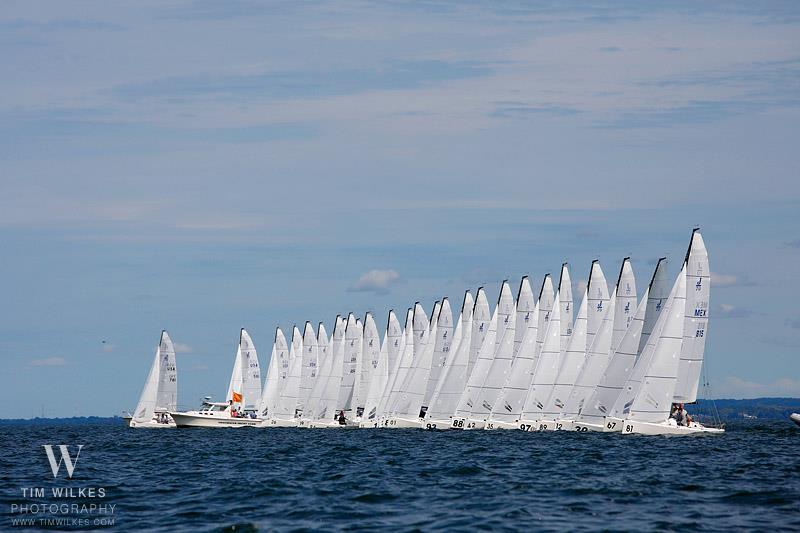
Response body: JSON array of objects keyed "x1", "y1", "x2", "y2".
[{"x1": 232, "y1": 391, "x2": 243, "y2": 403}]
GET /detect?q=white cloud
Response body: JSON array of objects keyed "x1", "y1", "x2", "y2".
[
  {"x1": 713, "y1": 376, "x2": 800, "y2": 399},
  {"x1": 715, "y1": 303, "x2": 756, "y2": 318},
  {"x1": 712, "y1": 272, "x2": 755, "y2": 288},
  {"x1": 173, "y1": 342, "x2": 193, "y2": 354},
  {"x1": 30, "y1": 357, "x2": 67, "y2": 367},
  {"x1": 348, "y1": 269, "x2": 400, "y2": 294}
]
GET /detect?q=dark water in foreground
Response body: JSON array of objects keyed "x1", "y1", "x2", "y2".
[{"x1": 2, "y1": 421, "x2": 798, "y2": 532}]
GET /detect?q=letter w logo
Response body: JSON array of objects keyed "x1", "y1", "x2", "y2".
[{"x1": 43, "y1": 445, "x2": 83, "y2": 478}]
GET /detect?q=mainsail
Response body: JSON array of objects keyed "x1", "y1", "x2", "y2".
[{"x1": 674, "y1": 230, "x2": 710, "y2": 403}]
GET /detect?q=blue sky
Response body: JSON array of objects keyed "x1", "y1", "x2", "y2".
[{"x1": 2, "y1": 1, "x2": 799, "y2": 417}]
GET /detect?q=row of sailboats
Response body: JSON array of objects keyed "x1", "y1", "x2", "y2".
[{"x1": 130, "y1": 229, "x2": 721, "y2": 435}]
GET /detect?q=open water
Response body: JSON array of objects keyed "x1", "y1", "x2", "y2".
[{"x1": 2, "y1": 421, "x2": 798, "y2": 532}]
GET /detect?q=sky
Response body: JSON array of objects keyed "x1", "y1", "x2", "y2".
[{"x1": 1, "y1": 1, "x2": 799, "y2": 417}]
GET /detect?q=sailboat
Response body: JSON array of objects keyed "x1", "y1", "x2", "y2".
[
  {"x1": 486, "y1": 277, "x2": 539, "y2": 430},
  {"x1": 130, "y1": 331, "x2": 177, "y2": 428},
  {"x1": 553, "y1": 261, "x2": 612, "y2": 430},
  {"x1": 300, "y1": 323, "x2": 329, "y2": 425},
  {"x1": 263, "y1": 326, "x2": 303, "y2": 427},
  {"x1": 170, "y1": 330, "x2": 262, "y2": 428},
  {"x1": 385, "y1": 302, "x2": 439, "y2": 428},
  {"x1": 353, "y1": 312, "x2": 381, "y2": 422},
  {"x1": 423, "y1": 291, "x2": 472, "y2": 430},
  {"x1": 307, "y1": 316, "x2": 354, "y2": 428},
  {"x1": 575, "y1": 259, "x2": 665, "y2": 432},
  {"x1": 421, "y1": 298, "x2": 455, "y2": 418},
  {"x1": 297, "y1": 321, "x2": 318, "y2": 418},
  {"x1": 359, "y1": 310, "x2": 400, "y2": 427},
  {"x1": 621, "y1": 230, "x2": 722, "y2": 435}
]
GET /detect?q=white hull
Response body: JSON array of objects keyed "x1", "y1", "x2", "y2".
[
  {"x1": 790, "y1": 413, "x2": 800, "y2": 427},
  {"x1": 305, "y1": 419, "x2": 358, "y2": 429},
  {"x1": 518, "y1": 420, "x2": 538, "y2": 432},
  {"x1": 621, "y1": 418, "x2": 725, "y2": 436},
  {"x1": 129, "y1": 420, "x2": 175, "y2": 429},
  {"x1": 170, "y1": 411, "x2": 261, "y2": 428},
  {"x1": 537, "y1": 419, "x2": 574, "y2": 431},
  {"x1": 384, "y1": 417, "x2": 423, "y2": 429},
  {"x1": 421, "y1": 418, "x2": 451, "y2": 430},
  {"x1": 573, "y1": 417, "x2": 623, "y2": 432},
  {"x1": 262, "y1": 418, "x2": 300, "y2": 428},
  {"x1": 484, "y1": 420, "x2": 521, "y2": 430},
  {"x1": 449, "y1": 418, "x2": 485, "y2": 430},
  {"x1": 358, "y1": 419, "x2": 382, "y2": 428}
]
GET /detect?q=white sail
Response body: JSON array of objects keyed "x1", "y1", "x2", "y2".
[
  {"x1": 674, "y1": 230, "x2": 710, "y2": 403},
  {"x1": 612, "y1": 258, "x2": 638, "y2": 350},
  {"x1": 316, "y1": 316, "x2": 346, "y2": 421},
  {"x1": 638, "y1": 258, "x2": 670, "y2": 355},
  {"x1": 467, "y1": 281, "x2": 516, "y2": 420},
  {"x1": 425, "y1": 291, "x2": 473, "y2": 422},
  {"x1": 337, "y1": 313, "x2": 362, "y2": 412},
  {"x1": 302, "y1": 323, "x2": 329, "y2": 419},
  {"x1": 541, "y1": 285, "x2": 588, "y2": 420},
  {"x1": 298, "y1": 322, "x2": 318, "y2": 415},
  {"x1": 611, "y1": 272, "x2": 675, "y2": 420},
  {"x1": 586, "y1": 260, "x2": 610, "y2": 348},
  {"x1": 133, "y1": 331, "x2": 176, "y2": 423},
  {"x1": 381, "y1": 308, "x2": 416, "y2": 416},
  {"x1": 272, "y1": 326, "x2": 303, "y2": 420},
  {"x1": 558, "y1": 264, "x2": 574, "y2": 353},
  {"x1": 535, "y1": 275, "x2": 556, "y2": 370},
  {"x1": 239, "y1": 330, "x2": 261, "y2": 411},
  {"x1": 514, "y1": 276, "x2": 536, "y2": 358},
  {"x1": 156, "y1": 331, "x2": 177, "y2": 413},
  {"x1": 362, "y1": 311, "x2": 397, "y2": 422},
  {"x1": 356, "y1": 313, "x2": 381, "y2": 418},
  {"x1": 455, "y1": 289, "x2": 499, "y2": 420},
  {"x1": 520, "y1": 291, "x2": 562, "y2": 421},
  {"x1": 226, "y1": 346, "x2": 243, "y2": 405},
  {"x1": 560, "y1": 285, "x2": 616, "y2": 420},
  {"x1": 378, "y1": 309, "x2": 412, "y2": 418},
  {"x1": 393, "y1": 301, "x2": 440, "y2": 418},
  {"x1": 626, "y1": 264, "x2": 688, "y2": 423},
  {"x1": 468, "y1": 289, "x2": 491, "y2": 377},
  {"x1": 423, "y1": 298, "x2": 455, "y2": 411},
  {"x1": 258, "y1": 328, "x2": 289, "y2": 417},
  {"x1": 489, "y1": 278, "x2": 539, "y2": 424},
  {"x1": 576, "y1": 287, "x2": 647, "y2": 425}
]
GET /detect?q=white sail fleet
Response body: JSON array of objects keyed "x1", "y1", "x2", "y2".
[{"x1": 131, "y1": 229, "x2": 721, "y2": 435}]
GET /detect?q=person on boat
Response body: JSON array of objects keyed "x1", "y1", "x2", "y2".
[
  {"x1": 337, "y1": 410, "x2": 346, "y2": 425},
  {"x1": 671, "y1": 403, "x2": 688, "y2": 426}
]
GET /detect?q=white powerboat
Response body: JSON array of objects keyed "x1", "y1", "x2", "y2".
[{"x1": 170, "y1": 400, "x2": 261, "y2": 428}]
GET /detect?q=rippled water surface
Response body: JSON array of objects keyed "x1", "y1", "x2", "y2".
[{"x1": 2, "y1": 421, "x2": 799, "y2": 531}]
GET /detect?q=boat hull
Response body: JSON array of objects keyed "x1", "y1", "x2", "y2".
[
  {"x1": 262, "y1": 418, "x2": 300, "y2": 428},
  {"x1": 384, "y1": 417, "x2": 422, "y2": 429},
  {"x1": 449, "y1": 417, "x2": 485, "y2": 430},
  {"x1": 421, "y1": 418, "x2": 451, "y2": 430},
  {"x1": 537, "y1": 419, "x2": 574, "y2": 431},
  {"x1": 170, "y1": 411, "x2": 261, "y2": 428},
  {"x1": 790, "y1": 413, "x2": 800, "y2": 427},
  {"x1": 129, "y1": 420, "x2": 175, "y2": 429},
  {"x1": 483, "y1": 420, "x2": 521, "y2": 430},
  {"x1": 573, "y1": 417, "x2": 623, "y2": 432},
  {"x1": 621, "y1": 419, "x2": 725, "y2": 436}
]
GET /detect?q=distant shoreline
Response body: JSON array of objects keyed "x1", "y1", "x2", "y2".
[{"x1": 2, "y1": 398, "x2": 799, "y2": 424}]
